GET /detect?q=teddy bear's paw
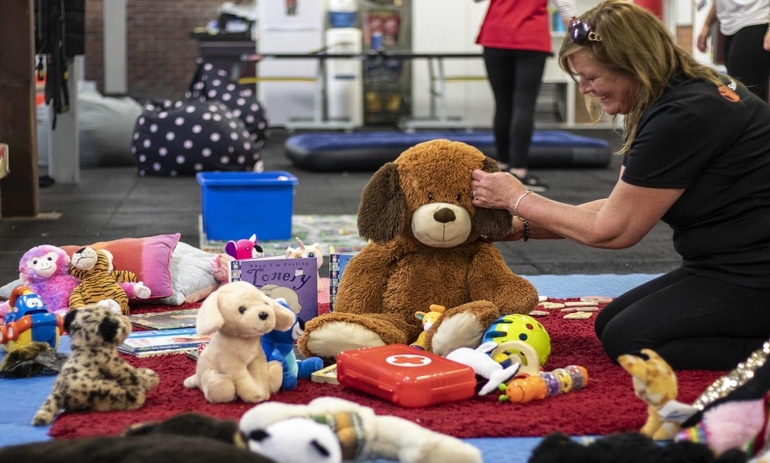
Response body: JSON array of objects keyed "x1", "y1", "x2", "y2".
[
  {"x1": 430, "y1": 312, "x2": 485, "y2": 357},
  {"x1": 134, "y1": 282, "x2": 151, "y2": 299},
  {"x1": 305, "y1": 321, "x2": 386, "y2": 358}
]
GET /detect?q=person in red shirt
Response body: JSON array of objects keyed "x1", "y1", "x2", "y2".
[{"x1": 476, "y1": 0, "x2": 576, "y2": 192}]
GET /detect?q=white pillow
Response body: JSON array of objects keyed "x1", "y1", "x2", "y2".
[
  {"x1": 0, "y1": 278, "x2": 20, "y2": 300},
  {"x1": 154, "y1": 241, "x2": 222, "y2": 306}
]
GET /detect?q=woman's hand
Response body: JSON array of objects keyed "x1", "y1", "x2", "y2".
[
  {"x1": 696, "y1": 26, "x2": 711, "y2": 53},
  {"x1": 470, "y1": 169, "x2": 526, "y2": 211},
  {"x1": 764, "y1": 27, "x2": 770, "y2": 52}
]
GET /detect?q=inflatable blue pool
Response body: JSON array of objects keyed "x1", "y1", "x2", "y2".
[{"x1": 285, "y1": 130, "x2": 612, "y2": 171}]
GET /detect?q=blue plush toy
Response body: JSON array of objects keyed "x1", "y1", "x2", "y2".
[{"x1": 261, "y1": 299, "x2": 324, "y2": 390}]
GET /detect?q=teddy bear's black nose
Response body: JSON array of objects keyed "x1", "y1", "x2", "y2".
[
  {"x1": 259, "y1": 312, "x2": 268, "y2": 320},
  {"x1": 434, "y1": 208, "x2": 456, "y2": 224}
]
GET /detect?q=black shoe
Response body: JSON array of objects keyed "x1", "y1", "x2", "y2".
[{"x1": 512, "y1": 173, "x2": 548, "y2": 192}]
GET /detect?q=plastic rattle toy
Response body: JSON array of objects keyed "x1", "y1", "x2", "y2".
[
  {"x1": 498, "y1": 365, "x2": 589, "y2": 403},
  {"x1": 482, "y1": 314, "x2": 552, "y2": 366}
]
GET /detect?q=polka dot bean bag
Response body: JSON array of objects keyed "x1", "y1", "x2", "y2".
[
  {"x1": 131, "y1": 99, "x2": 263, "y2": 176},
  {"x1": 188, "y1": 59, "x2": 269, "y2": 145}
]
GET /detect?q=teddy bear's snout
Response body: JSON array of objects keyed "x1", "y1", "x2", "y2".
[
  {"x1": 259, "y1": 312, "x2": 268, "y2": 321},
  {"x1": 434, "y1": 208, "x2": 456, "y2": 224}
]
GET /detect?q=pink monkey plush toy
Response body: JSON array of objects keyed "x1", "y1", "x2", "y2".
[{"x1": 13, "y1": 245, "x2": 79, "y2": 316}]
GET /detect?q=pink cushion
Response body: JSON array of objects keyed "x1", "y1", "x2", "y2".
[{"x1": 61, "y1": 234, "x2": 180, "y2": 299}]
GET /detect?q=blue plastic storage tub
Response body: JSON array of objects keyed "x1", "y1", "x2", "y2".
[{"x1": 197, "y1": 171, "x2": 298, "y2": 241}]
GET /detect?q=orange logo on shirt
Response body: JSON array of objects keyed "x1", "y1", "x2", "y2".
[{"x1": 718, "y1": 85, "x2": 740, "y2": 102}]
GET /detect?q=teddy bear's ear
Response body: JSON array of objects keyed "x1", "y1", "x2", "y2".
[
  {"x1": 358, "y1": 162, "x2": 405, "y2": 243},
  {"x1": 197, "y1": 289, "x2": 226, "y2": 335},
  {"x1": 472, "y1": 156, "x2": 514, "y2": 240}
]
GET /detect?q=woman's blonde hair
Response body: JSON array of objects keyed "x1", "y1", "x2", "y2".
[{"x1": 558, "y1": 0, "x2": 725, "y2": 154}]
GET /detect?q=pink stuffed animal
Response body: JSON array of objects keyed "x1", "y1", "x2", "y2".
[
  {"x1": 225, "y1": 234, "x2": 264, "y2": 260},
  {"x1": 15, "y1": 245, "x2": 79, "y2": 315}
]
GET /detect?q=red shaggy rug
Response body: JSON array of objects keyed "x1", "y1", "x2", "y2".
[{"x1": 49, "y1": 299, "x2": 725, "y2": 439}]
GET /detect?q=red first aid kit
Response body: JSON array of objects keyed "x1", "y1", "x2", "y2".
[{"x1": 336, "y1": 344, "x2": 477, "y2": 408}]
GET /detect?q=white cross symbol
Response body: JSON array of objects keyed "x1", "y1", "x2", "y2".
[{"x1": 385, "y1": 354, "x2": 432, "y2": 367}]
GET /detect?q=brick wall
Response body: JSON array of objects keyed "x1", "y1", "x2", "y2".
[
  {"x1": 85, "y1": 0, "x2": 223, "y2": 102},
  {"x1": 676, "y1": 25, "x2": 693, "y2": 53}
]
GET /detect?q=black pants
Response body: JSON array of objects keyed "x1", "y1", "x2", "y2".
[
  {"x1": 724, "y1": 23, "x2": 770, "y2": 103},
  {"x1": 595, "y1": 267, "x2": 770, "y2": 370},
  {"x1": 482, "y1": 47, "x2": 548, "y2": 169}
]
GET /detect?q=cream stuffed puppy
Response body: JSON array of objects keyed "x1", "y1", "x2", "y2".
[
  {"x1": 298, "y1": 139, "x2": 539, "y2": 359},
  {"x1": 183, "y1": 281, "x2": 296, "y2": 403},
  {"x1": 239, "y1": 397, "x2": 483, "y2": 463}
]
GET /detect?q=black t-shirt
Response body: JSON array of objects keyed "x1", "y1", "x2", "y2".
[{"x1": 622, "y1": 75, "x2": 770, "y2": 288}]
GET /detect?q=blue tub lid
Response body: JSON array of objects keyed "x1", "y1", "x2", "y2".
[{"x1": 196, "y1": 171, "x2": 298, "y2": 186}]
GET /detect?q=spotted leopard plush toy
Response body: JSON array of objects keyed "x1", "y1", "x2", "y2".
[
  {"x1": 69, "y1": 247, "x2": 134, "y2": 315},
  {"x1": 32, "y1": 303, "x2": 159, "y2": 425}
]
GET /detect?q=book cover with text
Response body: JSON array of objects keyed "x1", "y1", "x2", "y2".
[{"x1": 229, "y1": 256, "x2": 318, "y2": 323}]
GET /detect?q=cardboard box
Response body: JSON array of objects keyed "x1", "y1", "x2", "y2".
[{"x1": 197, "y1": 171, "x2": 298, "y2": 241}]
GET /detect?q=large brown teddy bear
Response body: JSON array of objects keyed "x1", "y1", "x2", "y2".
[{"x1": 297, "y1": 139, "x2": 539, "y2": 359}]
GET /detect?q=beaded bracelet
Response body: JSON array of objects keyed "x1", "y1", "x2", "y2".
[
  {"x1": 513, "y1": 190, "x2": 533, "y2": 242},
  {"x1": 513, "y1": 190, "x2": 533, "y2": 221}
]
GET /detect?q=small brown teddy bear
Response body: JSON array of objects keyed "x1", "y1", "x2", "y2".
[
  {"x1": 32, "y1": 303, "x2": 159, "y2": 425},
  {"x1": 298, "y1": 139, "x2": 539, "y2": 359}
]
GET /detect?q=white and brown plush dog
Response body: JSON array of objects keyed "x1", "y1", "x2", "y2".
[
  {"x1": 32, "y1": 303, "x2": 159, "y2": 425},
  {"x1": 184, "y1": 281, "x2": 296, "y2": 403}
]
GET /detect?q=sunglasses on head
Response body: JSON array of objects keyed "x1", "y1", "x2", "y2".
[{"x1": 569, "y1": 16, "x2": 602, "y2": 44}]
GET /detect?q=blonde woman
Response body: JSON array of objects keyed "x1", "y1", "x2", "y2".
[{"x1": 470, "y1": 0, "x2": 770, "y2": 370}]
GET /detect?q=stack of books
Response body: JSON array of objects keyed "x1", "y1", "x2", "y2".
[
  {"x1": 119, "y1": 326, "x2": 210, "y2": 358},
  {"x1": 120, "y1": 308, "x2": 205, "y2": 357}
]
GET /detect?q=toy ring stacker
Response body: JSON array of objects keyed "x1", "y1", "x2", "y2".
[{"x1": 491, "y1": 341, "x2": 541, "y2": 376}]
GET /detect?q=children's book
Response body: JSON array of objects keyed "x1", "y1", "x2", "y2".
[
  {"x1": 229, "y1": 256, "x2": 318, "y2": 323},
  {"x1": 328, "y1": 252, "x2": 356, "y2": 312},
  {"x1": 119, "y1": 327, "x2": 211, "y2": 356},
  {"x1": 128, "y1": 309, "x2": 199, "y2": 330}
]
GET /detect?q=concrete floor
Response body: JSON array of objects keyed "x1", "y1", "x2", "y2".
[{"x1": 0, "y1": 127, "x2": 680, "y2": 287}]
